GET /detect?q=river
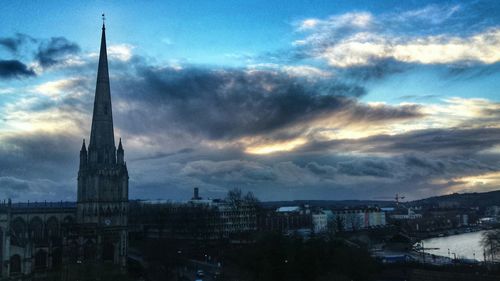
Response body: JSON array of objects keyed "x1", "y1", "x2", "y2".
[{"x1": 420, "y1": 230, "x2": 489, "y2": 261}]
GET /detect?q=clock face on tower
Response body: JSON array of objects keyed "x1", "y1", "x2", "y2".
[{"x1": 104, "y1": 219, "x2": 111, "y2": 226}]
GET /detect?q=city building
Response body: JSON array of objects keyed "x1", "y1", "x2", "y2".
[
  {"x1": 332, "y1": 208, "x2": 386, "y2": 231},
  {"x1": 130, "y1": 188, "x2": 257, "y2": 241},
  {"x1": 312, "y1": 211, "x2": 328, "y2": 233},
  {"x1": 390, "y1": 208, "x2": 423, "y2": 220}
]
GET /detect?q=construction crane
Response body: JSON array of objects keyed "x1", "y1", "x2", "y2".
[
  {"x1": 394, "y1": 193, "x2": 405, "y2": 205},
  {"x1": 374, "y1": 193, "x2": 406, "y2": 206}
]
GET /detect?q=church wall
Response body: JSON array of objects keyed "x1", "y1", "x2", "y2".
[{"x1": 0, "y1": 205, "x2": 75, "y2": 277}]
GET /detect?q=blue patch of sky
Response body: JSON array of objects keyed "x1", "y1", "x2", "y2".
[
  {"x1": 1, "y1": 0, "x2": 500, "y2": 104},
  {"x1": 365, "y1": 65, "x2": 500, "y2": 104},
  {"x1": 3, "y1": 0, "x2": 493, "y2": 64}
]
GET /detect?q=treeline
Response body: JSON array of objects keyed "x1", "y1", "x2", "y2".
[{"x1": 223, "y1": 233, "x2": 379, "y2": 281}]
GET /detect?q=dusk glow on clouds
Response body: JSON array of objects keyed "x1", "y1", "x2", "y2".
[{"x1": 0, "y1": 0, "x2": 500, "y2": 201}]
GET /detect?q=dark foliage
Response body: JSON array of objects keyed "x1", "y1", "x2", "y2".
[{"x1": 224, "y1": 233, "x2": 379, "y2": 281}]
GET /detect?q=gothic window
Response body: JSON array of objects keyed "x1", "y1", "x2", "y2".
[
  {"x1": 10, "y1": 218, "x2": 26, "y2": 246},
  {"x1": 46, "y1": 217, "x2": 59, "y2": 239},
  {"x1": 29, "y1": 217, "x2": 44, "y2": 243}
]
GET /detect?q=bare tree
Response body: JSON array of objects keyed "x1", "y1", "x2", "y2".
[
  {"x1": 481, "y1": 229, "x2": 500, "y2": 262},
  {"x1": 243, "y1": 191, "x2": 259, "y2": 206},
  {"x1": 226, "y1": 188, "x2": 243, "y2": 206}
]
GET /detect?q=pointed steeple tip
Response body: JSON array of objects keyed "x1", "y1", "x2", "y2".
[
  {"x1": 118, "y1": 138, "x2": 123, "y2": 150},
  {"x1": 102, "y1": 13, "x2": 106, "y2": 30},
  {"x1": 81, "y1": 138, "x2": 87, "y2": 151}
]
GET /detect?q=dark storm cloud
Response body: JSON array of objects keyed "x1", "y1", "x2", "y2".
[
  {"x1": 404, "y1": 155, "x2": 445, "y2": 173},
  {"x1": 0, "y1": 60, "x2": 35, "y2": 78},
  {"x1": 305, "y1": 162, "x2": 334, "y2": 176},
  {"x1": 173, "y1": 147, "x2": 499, "y2": 201},
  {"x1": 181, "y1": 160, "x2": 278, "y2": 183},
  {"x1": 337, "y1": 159, "x2": 394, "y2": 178},
  {"x1": 36, "y1": 37, "x2": 80, "y2": 68},
  {"x1": 300, "y1": 127, "x2": 500, "y2": 156},
  {"x1": 115, "y1": 67, "x2": 361, "y2": 139},
  {"x1": 0, "y1": 132, "x2": 80, "y2": 200},
  {"x1": 344, "y1": 103, "x2": 422, "y2": 121},
  {"x1": 112, "y1": 67, "x2": 422, "y2": 141},
  {"x1": 0, "y1": 132, "x2": 80, "y2": 178},
  {"x1": 304, "y1": 155, "x2": 491, "y2": 184},
  {"x1": 366, "y1": 128, "x2": 500, "y2": 155},
  {"x1": 0, "y1": 33, "x2": 33, "y2": 53},
  {"x1": 132, "y1": 148, "x2": 195, "y2": 161}
]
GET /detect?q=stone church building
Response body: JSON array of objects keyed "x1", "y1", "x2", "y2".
[{"x1": 0, "y1": 22, "x2": 129, "y2": 277}]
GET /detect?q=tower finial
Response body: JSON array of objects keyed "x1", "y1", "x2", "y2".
[
  {"x1": 102, "y1": 13, "x2": 106, "y2": 29},
  {"x1": 81, "y1": 138, "x2": 87, "y2": 152}
]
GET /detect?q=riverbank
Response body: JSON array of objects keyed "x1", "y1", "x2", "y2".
[
  {"x1": 418, "y1": 230, "x2": 492, "y2": 262},
  {"x1": 410, "y1": 225, "x2": 494, "y2": 240}
]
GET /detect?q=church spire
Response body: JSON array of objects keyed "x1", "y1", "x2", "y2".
[
  {"x1": 80, "y1": 139, "x2": 87, "y2": 167},
  {"x1": 88, "y1": 17, "x2": 116, "y2": 164},
  {"x1": 117, "y1": 138, "x2": 124, "y2": 164}
]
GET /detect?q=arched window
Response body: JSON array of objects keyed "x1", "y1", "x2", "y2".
[
  {"x1": 10, "y1": 218, "x2": 26, "y2": 246},
  {"x1": 29, "y1": 217, "x2": 44, "y2": 243},
  {"x1": 46, "y1": 217, "x2": 59, "y2": 238}
]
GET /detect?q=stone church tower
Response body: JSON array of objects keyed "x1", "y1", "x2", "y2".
[{"x1": 77, "y1": 22, "x2": 128, "y2": 267}]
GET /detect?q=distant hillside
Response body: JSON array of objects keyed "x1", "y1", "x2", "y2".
[
  {"x1": 260, "y1": 190, "x2": 500, "y2": 210},
  {"x1": 408, "y1": 190, "x2": 500, "y2": 209},
  {"x1": 260, "y1": 200, "x2": 396, "y2": 209}
]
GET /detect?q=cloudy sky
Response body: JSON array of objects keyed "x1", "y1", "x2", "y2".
[{"x1": 1, "y1": 0, "x2": 500, "y2": 202}]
